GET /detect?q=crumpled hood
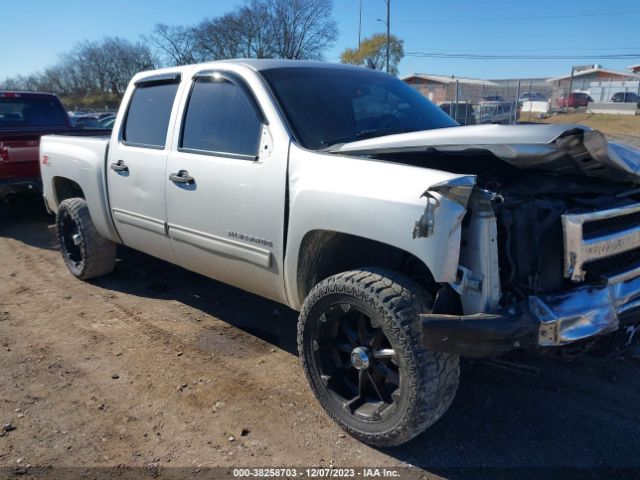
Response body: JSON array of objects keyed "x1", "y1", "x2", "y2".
[{"x1": 334, "y1": 124, "x2": 640, "y2": 183}]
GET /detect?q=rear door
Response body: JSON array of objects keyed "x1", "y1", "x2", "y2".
[
  {"x1": 165, "y1": 69, "x2": 288, "y2": 303},
  {"x1": 107, "y1": 73, "x2": 182, "y2": 262}
]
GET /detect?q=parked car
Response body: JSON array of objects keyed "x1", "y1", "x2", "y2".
[
  {"x1": 482, "y1": 95, "x2": 504, "y2": 102},
  {"x1": 476, "y1": 101, "x2": 515, "y2": 124},
  {"x1": 98, "y1": 116, "x2": 116, "y2": 129},
  {"x1": 40, "y1": 60, "x2": 640, "y2": 447},
  {"x1": 438, "y1": 102, "x2": 476, "y2": 125},
  {"x1": 68, "y1": 110, "x2": 92, "y2": 117},
  {"x1": 0, "y1": 92, "x2": 106, "y2": 202},
  {"x1": 73, "y1": 115, "x2": 102, "y2": 128},
  {"x1": 519, "y1": 92, "x2": 547, "y2": 102},
  {"x1": 519, "y1": 100, "x2": 550, "y2": 116},
  {"x1": 611, "y1": 92, "x2": 640, "y2": 105},
  {"x1": 557, "y1": 92, "x2": 592, "y2": 108}
]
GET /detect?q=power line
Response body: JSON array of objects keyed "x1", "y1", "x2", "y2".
[
  {"x1": 405, "y1": 52, "x2": 640, "y2": 60},
  {"x1": 396, "y1": 10, "x2": 640, "y2": 23},
  {"x1": 418, "y1": 46, "x2": 640, "y2": 53}
]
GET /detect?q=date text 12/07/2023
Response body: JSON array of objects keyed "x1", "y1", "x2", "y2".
[{"x1": 231, "y1": 468, "x2": 401, "y2": 478}]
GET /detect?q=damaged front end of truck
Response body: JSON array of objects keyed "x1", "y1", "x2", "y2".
[{"x1": 337, "y1": 124, "x2": 640, "y2": 357}]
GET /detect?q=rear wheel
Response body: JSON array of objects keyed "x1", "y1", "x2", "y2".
[
  {"x1": 298, "y1": 268, "x2": 459, "y2": 446},
  {"x1": 56, "y1": 198, "x2": 116, "y2": 280}
]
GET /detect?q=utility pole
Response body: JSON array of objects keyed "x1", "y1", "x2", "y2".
[
  {"x1": 358, "y1": 0, "x2": 363, "y2": 50},
  {"x1": 376, "y1": 1, "x2": 391, "y2": 73},
  {"x1": 386, "y1": 0, "x2": 391, "y2": 73},
  {"x1": 514, "y1": 81, "x2": 521, "y2": 125},
  {"x1": 567, "y1": 66, "x2": 575, "y2": 111}
]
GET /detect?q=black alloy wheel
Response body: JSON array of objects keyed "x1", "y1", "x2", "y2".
[
  {"x1": 312, "y1": 302, "x2": 401, "y2": 422},
  {"x1": 298, "y1": 268, "x2": 460, "y2": 446}
]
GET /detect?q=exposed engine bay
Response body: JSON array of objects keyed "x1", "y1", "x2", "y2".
[
  {"x1": 346, "y1": 127, "x2": 640, "y2": 304},
  {"x1": 464, "y1": 162, "x2": 639, "y2": 304},
  {"x1": 335, "y1": 125, "x2": 640, "y2": 356}
]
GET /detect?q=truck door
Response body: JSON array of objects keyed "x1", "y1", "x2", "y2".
[
  {"x1": 107, "y1": 74, "x2": 182, "y2": 262},
  {"x1": 165, "y1": 70, "x2": 288, "y2": 303}
]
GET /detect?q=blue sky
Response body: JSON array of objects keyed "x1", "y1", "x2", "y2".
[{"x1": 1, "y1": 0, "x2": 638, "y2": 80}]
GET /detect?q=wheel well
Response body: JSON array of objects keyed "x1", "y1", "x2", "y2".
[
  {"x1": 296, "y1": 230, "x2": 437, "y2": 304},
  {"x1": 53, "y1": 177, "x2": 84, "y2": 206}
]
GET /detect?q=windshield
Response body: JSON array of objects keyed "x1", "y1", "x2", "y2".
[
  {"x1": 0, "y1": 95, "x2": 69, "y2": 128},
  {"x1": 260, "y1": 67, "x2": 458, "y2": 150}
]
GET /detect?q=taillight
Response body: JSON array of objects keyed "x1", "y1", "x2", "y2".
[
  {"x1": 0, "y1": 92, "x2": 21, "y2": 98},
  {"x1": 0, "y1": 146, "x2": 8, "y2": 162}
]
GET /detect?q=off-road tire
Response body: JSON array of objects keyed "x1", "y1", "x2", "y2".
[
  {"x1": 298, "y1": 268, "x2": 459, "y2": 447},
  {"x1": 56, "y1": 198, "x2": 116, "y2": 280}
]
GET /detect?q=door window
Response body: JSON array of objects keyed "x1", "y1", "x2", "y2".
[
  {"x1": 122, "y1": 81, "x2": 180, "y2": 148},
  {"x1": 180, "y1": 76, "x2": 262, "y2": 159}
]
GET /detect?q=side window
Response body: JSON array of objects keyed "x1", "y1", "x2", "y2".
[
  {"x1": 180, "y1": 77, "x2": 262, "y2": 158},
  {"x1": 123, "y1": 81, "x2": 179, "y2": 148}
]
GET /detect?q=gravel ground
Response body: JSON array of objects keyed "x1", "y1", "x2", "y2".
[{"x1": 0, "y1": 199, "x2": 639, "y2": 480}]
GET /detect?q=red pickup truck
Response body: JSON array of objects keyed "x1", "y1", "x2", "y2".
[{"x1": 0, "y1": 91, "x2": 108, "y2": 203}]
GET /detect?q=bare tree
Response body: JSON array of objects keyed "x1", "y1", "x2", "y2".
[
  {"x1": 191, "y1": 0, "x2": 337, "y2": 62},
  {"x1": 148, "y1": 23, "x2": 202, "y2": 66},
  {"x1": 262, "y1": 0, "x2": 338, "y2": 60},
  {"x1": 99, "y1": 37, "x2": 156, "y2": 95},
  {"x1": 0, "y1": 0, "x2": 338, "y2": 103},
  {"x1": 194, "y1": 13, "x2": 247, "y2": 61},
  {"x1": 0, "y1": 37, "x2": 156, "y2": 103},
  {"x1": 193, "y1": 3, "x2": 276, "y2": 61}
]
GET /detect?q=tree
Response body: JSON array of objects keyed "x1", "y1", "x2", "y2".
[
  {"x1": 148, "y1": 23, "x2": 202, "y2": 66},
  {"x1": 192, "y1": 0, "x2": 337, "y2": 62},
  {"x1": 340, "y1": 33, "x2": 404, "y2": 75},
  {"x1": 193, "y1": 7, "x2": 268, "y2": 61},
  {"x1": 0, "y1": 0, "x2": 338, "y2": 104},
  {"x1": 0, "y1": 37, "x2": 156, "y2": 105},
  {"x1": 98, "y1": 38, "x2": 156, "y2": 95},
  {"x1": 262, "y1": 0, "x2": 338, "y2": 59}
]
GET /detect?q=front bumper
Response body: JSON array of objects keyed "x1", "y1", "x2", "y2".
[{"x1": 422, "y1": 273, "x2": 640, "y2": 357}]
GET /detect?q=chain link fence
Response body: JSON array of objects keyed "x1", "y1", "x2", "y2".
[{"x1": 407, "y1": 74, "x2": 640, "y2": 126}]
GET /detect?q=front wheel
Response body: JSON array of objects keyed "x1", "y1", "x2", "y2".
[
  {"x1": 56, "y1": 198, "x2": 116, "y2": 280},
  {"x1": 297, "y1": 268, "x2": 459, "y2": 447}
]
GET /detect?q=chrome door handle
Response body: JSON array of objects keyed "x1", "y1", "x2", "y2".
[
  {"x1": 110, "y1": 160, "x2": 128, "y2": 172},
  {"x1": 169, "y1": 170, "x2": 194, "y2": 184}
]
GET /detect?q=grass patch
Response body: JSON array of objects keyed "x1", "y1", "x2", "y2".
[{"x1": 521, "y1": 112, "x2": 640, "y2": 137}]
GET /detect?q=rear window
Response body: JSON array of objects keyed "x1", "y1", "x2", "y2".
[
  {"x1": 123, "y1": 82, "x2": 179, "y2": 148},
  {"x1": 0, "y1": 96, "x2": 69, "y2": 128}
]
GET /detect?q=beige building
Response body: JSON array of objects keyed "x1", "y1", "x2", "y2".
[{"x1": 546, "y1": 65, "x2": 640, "y2": 92}]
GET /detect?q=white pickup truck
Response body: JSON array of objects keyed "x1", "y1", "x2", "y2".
[{"x1": 40, "y1": 60, "x2": 640, "y2": 446}]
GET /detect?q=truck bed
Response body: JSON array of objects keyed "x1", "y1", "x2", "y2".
[
  {"x1": 40, "y1": 134, "x2": 116, "y2": 240},
  {"x1": 0, "y1": 128, "x2": 111, "y2": 193}
]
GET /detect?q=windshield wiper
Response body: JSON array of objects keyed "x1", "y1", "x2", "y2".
[{"x1": 320, "y1": 126, "x2": 416, "y2": 151}]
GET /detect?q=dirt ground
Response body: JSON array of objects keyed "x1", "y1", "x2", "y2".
[{"x1": 1, "y1": 199, "x2": 640, "y2": 480}]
